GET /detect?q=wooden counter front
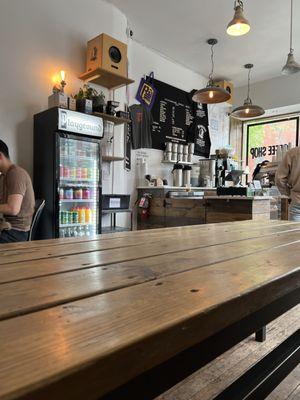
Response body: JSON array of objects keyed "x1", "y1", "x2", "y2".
[{"x1": 137, "y1": 190, "x2": 271, "y2": 229}]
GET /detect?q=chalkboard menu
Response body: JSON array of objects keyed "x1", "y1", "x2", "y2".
[{"x1": 151, "y1": 78, "x2": 195, "y2": 149}]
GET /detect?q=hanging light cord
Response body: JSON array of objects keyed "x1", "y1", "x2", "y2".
[
  {"x1": 246, "y1": 67, "x2": 251, "y2": 102},
  {"x1": 208, "y1": 43, "x2": 215, "y2": 85},
  {"x1": 290, "y1": 0, "x2": 294, "y2": 52}
]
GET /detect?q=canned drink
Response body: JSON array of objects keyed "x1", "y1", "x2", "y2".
[
  {"x1": 72, "y1": 211, "x2": 79, "y2": 224},
  {"x1": 178, "y1": 144, "x2": 183, "y2": 154},
  {"x1": 183, "y1": 145, "x2": 189, "y2": 155},
  {"x1": 67, "y1": 211, "x2": 73, "y2": 225},
  {"x1": 61, "y1": 211, "x2": 67, "y2": 225},
  {"x1": 172, "y1": 143, "x2": 178, "y2": 153}
]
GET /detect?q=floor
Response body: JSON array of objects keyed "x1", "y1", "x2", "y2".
[{"x1": 156, "y1": 305, "x2": 300, "y2": 400}]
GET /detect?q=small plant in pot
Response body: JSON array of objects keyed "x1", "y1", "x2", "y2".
[{"x1": 75, "y1": 85, "x2": 105, "y2": 114}]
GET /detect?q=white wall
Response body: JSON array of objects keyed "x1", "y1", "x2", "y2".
[
  {"x1": 0, "y1": 0, "x2": 230, "y2": 229},
  {"x1": 0, "y1": 0, "x2": 127, "y2": 175},
  {"x1": 234, "y1": 73, "x2": 300, "y2": 110}
]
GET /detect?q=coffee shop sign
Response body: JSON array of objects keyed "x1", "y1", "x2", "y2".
[{"x1": 250, "y1": 144, "x2": 289, "y2": 159}]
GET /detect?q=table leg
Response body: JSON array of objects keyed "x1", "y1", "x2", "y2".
[{"x1": 255, "y1": 326, "x2": 267, "y2": 342}]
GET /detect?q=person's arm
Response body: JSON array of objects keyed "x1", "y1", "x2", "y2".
[
  {"x1": 275, "y1": 153, "x2": 291, "y2": 197},
  {"x1": 0, "y1": 194, "x2": 23, "y2": 216},
  {"x1": 1, "y1": 168, "x2": 26, "y2": 216}
]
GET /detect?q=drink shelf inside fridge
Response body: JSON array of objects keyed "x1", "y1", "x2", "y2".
[
  {"x1": 60, "y1": 223, "x2": 93, "y2": 228},
  {"x1": 60, "y1": 199, "x2": 95, "y2": 203},
  {"x1": 60, "y1": 178, "x2": 96, "y2": 183}
]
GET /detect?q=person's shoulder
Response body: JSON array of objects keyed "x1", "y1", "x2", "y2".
[
  {"x1": 8, "y1": 165, "x2": 31, "y2": 180},
  {"x1": 288, "y1": 146, "x2": 300, "y2": 154}
]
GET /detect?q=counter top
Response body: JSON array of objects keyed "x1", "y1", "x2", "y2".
[
  {"x1": 137, "y1": 186, "x2": 216, "y2": 190},
  {"x1": 205, "y1": 196, "x2": 273, "y2": 201}
]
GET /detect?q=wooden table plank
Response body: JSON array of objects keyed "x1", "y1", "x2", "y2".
[
  {"x1": 0, "y1": 220, "x2": 293, "y2": 252},
  {"x1": 0, "y1": 230, "x2": 300, "y2": 321},
  {"x1": 1, "y1": 222, "x2": 300, "y2": 267},
  {"x1": 0, "y1": 241, "x2": 299, "y2": 400},
  {"x1": 1, "y1": 224, "x2": 300, "y2": 284}
]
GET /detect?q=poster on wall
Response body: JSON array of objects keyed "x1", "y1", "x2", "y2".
[
  {"x1": 246, "y1": 117, "x2": 299, "y2": 176},
  {"x1": 150, "y1": 78, "x2": 210, "y2": 153}
]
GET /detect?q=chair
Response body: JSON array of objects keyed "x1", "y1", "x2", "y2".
[{"x1": 28, "y1": 199, "x2": 45, "y2": 241}]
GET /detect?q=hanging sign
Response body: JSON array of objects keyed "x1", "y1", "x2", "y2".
[{"x1": 136, "y1": 72, "x2": 157, "y2": 111}]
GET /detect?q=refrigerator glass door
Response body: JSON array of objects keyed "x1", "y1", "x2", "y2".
[{"x1": 58, "y1": 135, "x2": 100, "y2": 238}]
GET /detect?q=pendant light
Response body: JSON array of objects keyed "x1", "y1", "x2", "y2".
[
  {"x1": 282, "y1": 0, "x2": 300, "y2": 75},
  {"x1": 227, "y1": 1, "x2": 250, "y2": 37},
  {"x1": 231, "y1": 64, "x2": 265, "y2": 119},
  {"x1": 192, "y1": 39, "x2": 231, "y2": 104}
]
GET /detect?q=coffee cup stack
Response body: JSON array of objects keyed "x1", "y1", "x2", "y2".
[
  {"x1": 164, "y1": 141, "x2": 194, "y2": 164},
  {"x1": 164, "y1": 142, "x2": 173, "y2": 162},
  {"x1": 188, "y1": 143, "x2": 194, "y2": 163}
]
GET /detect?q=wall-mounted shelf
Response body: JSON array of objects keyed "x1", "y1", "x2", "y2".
[
  {"x1": 79, "y1": 68, "x2": 134, "y2": 90},
  {"x1": 102, "y1": 156, "x2": 124, "y2": 162},
  {"x1": 94, "y1": 112, "x2": 130, "y2": 126}
]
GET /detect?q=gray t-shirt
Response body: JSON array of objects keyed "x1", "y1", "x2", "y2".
[{"x1": 129, "y1": 104, "x2": 153, "y2": 150}]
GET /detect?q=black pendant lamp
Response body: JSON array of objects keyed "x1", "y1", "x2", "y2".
[
  {"x1": 231, "y1": 64, "x2": 265, "y2": 119},
  {"x1": 227, "y1": 0, "x2": 250, "y2": 37},
  {"x1": 282, "y1": 0, "x2": 300, "y2": 75},
  {"x1": 192, "y1": 39, "x2": 231, "y2": 104}
]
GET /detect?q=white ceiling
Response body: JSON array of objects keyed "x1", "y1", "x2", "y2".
[{"x1": 106, "y1": 0, "x2": 300, "y2": 87}]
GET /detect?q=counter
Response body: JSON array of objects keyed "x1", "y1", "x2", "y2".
[{"x1": 137, "y1": 187, "x2": 272, "y2": 229}]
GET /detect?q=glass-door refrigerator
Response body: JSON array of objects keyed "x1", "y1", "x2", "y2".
[{"x1": 34, "y1": 108, "x2": 103, "y2": 239}]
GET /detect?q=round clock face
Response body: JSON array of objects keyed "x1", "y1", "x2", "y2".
[{"x1": 109, "y1": 46, "x2": 122, "y2": 64}]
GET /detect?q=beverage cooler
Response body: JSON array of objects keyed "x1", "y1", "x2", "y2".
[{"x1": 34, "y1": 108, "x2": 103, "y2": 239}]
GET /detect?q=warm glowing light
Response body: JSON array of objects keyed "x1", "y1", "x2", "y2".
[
  {"x1": 245, "y1": 108, "x2": 250, "y2": 114},
  {"x1": 209, "y1": 91, "x2": 214, "y2": 99},
  {"x1": 52, "y1": 74, "x2": 61, "y2": 85},
  {"x1": 227, "y1": 22, "x2": 250, "y2": 36},
  {"x1": 60, "y1": 70, "x2": 66, "y2": 81}
]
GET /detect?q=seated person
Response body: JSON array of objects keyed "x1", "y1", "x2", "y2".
[{"x1": 0, "y1": 140, "x2": 35, "y2": 243}]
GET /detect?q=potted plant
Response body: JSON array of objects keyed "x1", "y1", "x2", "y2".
[{"x1": 74, "y1": 85, "x2": 105, "y2": 114}]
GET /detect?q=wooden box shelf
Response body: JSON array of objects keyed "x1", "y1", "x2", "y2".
[
  {"x1": 102, "y1": 156, "x2": 124, "y2": 162},
  {"x1": 79, "y1": 67, "x2": 134, "y2": 90},
  {"x1": 93, "y1": 112, "x2": 130, "y2": 126}
]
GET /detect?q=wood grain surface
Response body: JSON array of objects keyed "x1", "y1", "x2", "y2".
[{"x1": 0, "y1": 220, "x2": 299, "y2": 400}]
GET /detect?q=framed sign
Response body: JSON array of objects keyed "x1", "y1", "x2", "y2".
[
  {"x1": 151, "y1": 79, "x2": 195, "y2": 149},
  {"x1": 246, "y1": 117, "x2": 299, "y2": 177}
]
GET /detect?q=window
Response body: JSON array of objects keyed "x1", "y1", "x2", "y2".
[{"x1": 246, "y1": 117, "x2": 299, "y2": 177}]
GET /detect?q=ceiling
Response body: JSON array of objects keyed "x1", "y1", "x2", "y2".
[{"x1": 106, "y1": 0, "x2": 300, "y2": 87}]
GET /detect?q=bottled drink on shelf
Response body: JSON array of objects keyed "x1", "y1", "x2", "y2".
[
  {"x1": 78, "y1": 208, "x2": 86, "y2": 224},
  {"x1": 76, "y1": 167, "x2": 82, "y2": 180},
  {"x1": 70, "y1": 167, "x2": 76, "y2": 180},
  {"x1": 74, "y1": 188, "x2": 83, "y2": 199},
  {"x1": 82, "y1": 188, "x2": 91, "y2": 199},
  {"x1": 64, "y1": 188, "x2": 73, "y2": 200},
  {"x1": 85, "y1": 208, "x2": 93, "y2": 224}
]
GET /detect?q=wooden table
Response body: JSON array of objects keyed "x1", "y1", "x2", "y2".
[{"x1": 0, "y1": 220, "x2": 299, "y2": 400}]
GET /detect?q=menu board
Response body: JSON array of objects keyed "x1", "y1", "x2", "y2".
[{"x1": 151, "y1": 78, "x2": 194, "y2": 149}]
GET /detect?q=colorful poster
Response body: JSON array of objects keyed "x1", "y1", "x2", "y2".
[{"x1": 247, "y1": 118, "x2": 299, "y2": 176}]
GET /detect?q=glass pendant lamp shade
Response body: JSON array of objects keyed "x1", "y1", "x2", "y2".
[
  {"x1": 227, "y1": 1, "x2": 250, "y2": 36},
  {"x1": 282, "y1": 0, "x2": 300, "y2": 75},
  {"x1": 192, "y1": 39, "x2": 231, "y2": 104},
  {"x1": 231, "y1": 64, "x2": 265, "y2": 120}
]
